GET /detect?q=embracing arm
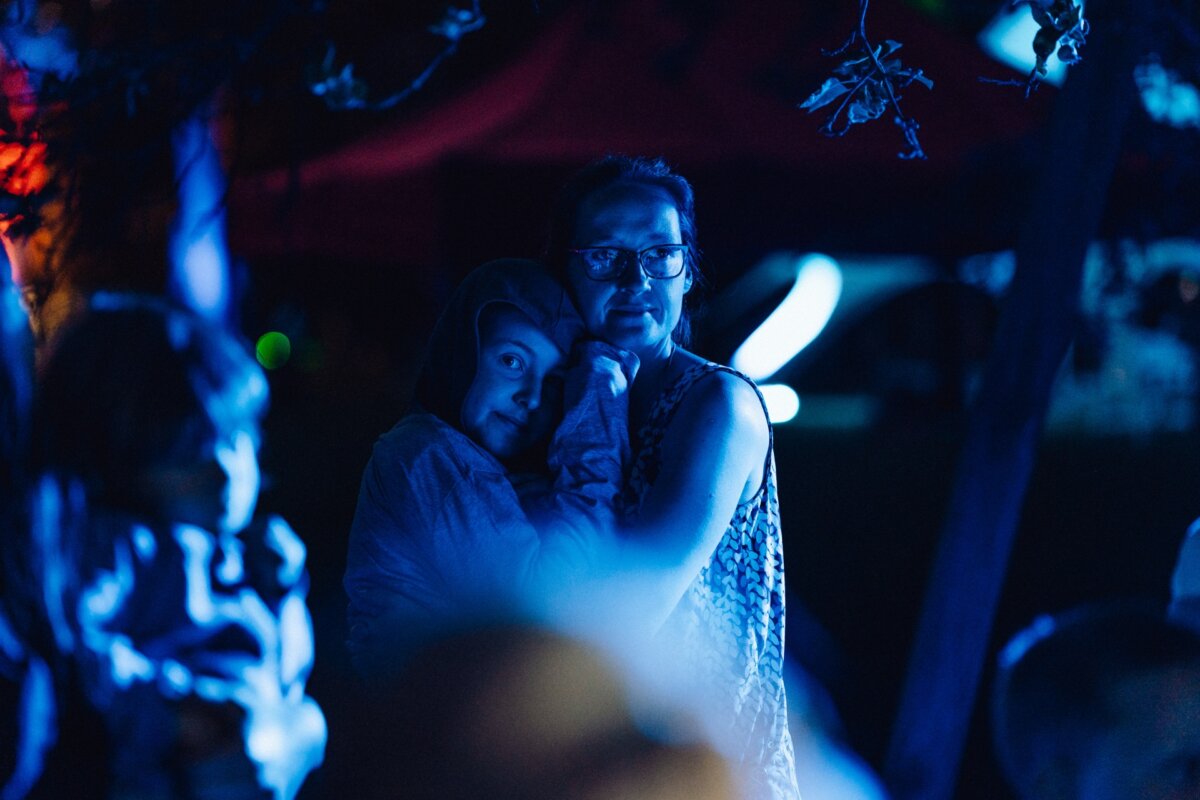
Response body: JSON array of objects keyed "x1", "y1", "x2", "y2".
[
  {"x1": 611, "y1": 372, "x2": 770, "y2": 634},
  {"x1": 515, "y1": 341, "x2": 635, "y2": 598},
  {"x1": 343, "y1": 430, "x2": 512, "y2": 674},
  {"x1": 344, "y1": 411, "x2": 625, "y2": 672}
]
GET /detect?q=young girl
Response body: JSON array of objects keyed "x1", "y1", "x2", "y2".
[
  {"x1": 30, "y1": 295, "x2": 325, "y2": 800},
  {"x1": 344, "y1": 258, "x2": 634, "y2": 677}
]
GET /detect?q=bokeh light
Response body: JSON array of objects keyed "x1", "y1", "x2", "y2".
[
  {"x1": 732, "y1": 254, "x2": 843, "y2": 382},
  {"x1": 256, "y1": 331, "x2": 292, "y2": 370},
  {"x1": 759, "y1": 384, "x2": 801, "y2": 424}
]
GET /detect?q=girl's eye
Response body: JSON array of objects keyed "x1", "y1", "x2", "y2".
[{"x1": 500, "y1": 354, "x2": 523, "y2": 371}]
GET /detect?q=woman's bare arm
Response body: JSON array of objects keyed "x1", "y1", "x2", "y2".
[{"x1": 603, "y1": 371, "x2": 770, "y2": 634}]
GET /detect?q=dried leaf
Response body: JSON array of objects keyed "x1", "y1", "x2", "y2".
[
  {"x1": 847, "y1": 93, "x2": 886, "y2": 124},
  {"x1": 800, "y1": 7, "x2": 930, "y2": 159},
  {"x1": 799, "y1": 77, "x2": 851, "y2": 111}
]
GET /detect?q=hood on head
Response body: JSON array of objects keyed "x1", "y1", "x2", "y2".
[{"x1": 413, "y1": 258, "x2": 584, "y2": 431}]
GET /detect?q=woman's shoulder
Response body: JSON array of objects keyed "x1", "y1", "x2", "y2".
[
  {"x1": 673, "y1": 352, "x2": 766, "y2": 413},
  {"x1": 669, "y1": 353, "x2": 769, "y2": 439}
]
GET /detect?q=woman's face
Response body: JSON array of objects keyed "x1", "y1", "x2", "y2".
[
  {"x1": 566, "y1": 183, "x2": 691, "y2": 359},
  {"x1": 462, "y1": 304, "x2": 566, "y2": 461}
]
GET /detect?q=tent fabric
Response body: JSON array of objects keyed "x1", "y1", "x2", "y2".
[{"x1": 228, "y1": 0, "x2": 1052, "y2": 265}]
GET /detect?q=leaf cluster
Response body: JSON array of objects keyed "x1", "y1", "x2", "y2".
[
  {"x1": 1021, "y1": 0, "x2": 1088, "y2": 74},
  {"x1": 992, "y1": 0, "x2": 1088, "y2": 96},
  {"x1": 800, "y1": 37, "x2": 932, "y2": 159}
]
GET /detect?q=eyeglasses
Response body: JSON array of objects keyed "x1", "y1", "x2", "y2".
[{"x1": 569, "y1": 245, "x2": 689, "y2": 281}]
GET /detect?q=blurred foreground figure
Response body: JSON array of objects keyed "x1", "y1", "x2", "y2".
[
  {"x1": 1170, "y1": 517, "x2": 1200, "y2": 629},
  {"x1": 1, "y1": 228, "x2": 55, "y2": 799},
  {"x1": 359, "y1": 624, "x2": 737, "y2": 800},
  {"x1": 992, "y1": 604, "x2": 1200, "y2": 800},
  {"x1": 27, "y1": 297, "x2": 325, "y2": 799}
]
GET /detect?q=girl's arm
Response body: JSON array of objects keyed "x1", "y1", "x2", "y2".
[{"x1": 516, "y1": 341, "x2": 636, "y2": 610}]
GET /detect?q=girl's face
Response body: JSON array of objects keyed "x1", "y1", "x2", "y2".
[
  {"x1": 461, "y1": 304, "x2": 566, "y2": 462},
  {"x1": 565, "y1": 182, "x2": 691, "y2": 360},
  {"x1": 137, "y1": 426, "x2": 261, "y2": 534}
]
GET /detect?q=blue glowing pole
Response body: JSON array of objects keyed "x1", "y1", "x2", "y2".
[
  {"x1": 168, "y1": 113, "x2": 232, "y2": 325},
  {"x1": 882, "y1": 1, "x2": 1148, "y2": 796}
]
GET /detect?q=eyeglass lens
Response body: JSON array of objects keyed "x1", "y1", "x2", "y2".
[{"x1": 582, "y1": 246, "x2": 685, "y2": 279}]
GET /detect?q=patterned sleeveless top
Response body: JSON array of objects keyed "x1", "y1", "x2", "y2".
[{"x1": 621, "y1": 362, "x2": 801, "y2": 800}]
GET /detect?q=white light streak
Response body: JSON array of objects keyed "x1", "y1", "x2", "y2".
[{"x1": 732, "y1": 254, "x2": 843, "y2": 381}]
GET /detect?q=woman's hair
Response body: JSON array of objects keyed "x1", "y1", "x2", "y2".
[
  {"x1": 33, "y1": 294, "x2": 267, "y2": 515},
  {"x1": 545, "y1": 155, "x2": 705, "y2": 346}
]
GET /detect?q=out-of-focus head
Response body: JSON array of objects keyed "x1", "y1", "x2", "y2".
[
  {"x1": 992, "y1": 603, "x2": 1200, "y2": 800},
  {"x1": 365, "y1": 624, "x2": 736, "y2": 800},
  {"x1": 34, "y1": 294, "x2": 267, "y2": 534},
  {"x1": 413, "y1": 259, "x2": 583, "y2": 467},
  {"x1": 547, "y1": 156, "x2": 703, "y2": 353}
]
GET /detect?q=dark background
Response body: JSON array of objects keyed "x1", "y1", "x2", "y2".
[{"x1": 207, "y1": 1, "x2": 1200, "y2": 796}]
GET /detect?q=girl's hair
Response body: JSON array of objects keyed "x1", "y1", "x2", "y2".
[
  {"x1": 545, "y1": 155, "x2": 705, "y2": 346},
  {"x1": 33, "y1": 294, "x2": 267, "y2": 514}
]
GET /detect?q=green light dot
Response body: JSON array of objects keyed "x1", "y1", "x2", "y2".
[{"x1": 255, "y1": 331, "x2": 292, "y2": 370}]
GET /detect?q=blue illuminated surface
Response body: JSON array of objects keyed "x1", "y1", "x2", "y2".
[
  {"x1": 978, "y1": 4, "x2": 1067, "y2": 85},
  {"x1": 160, "y1": 659, "x2": 193, "y2": 695},
  {"x1": 1, "y1": 638, "x2": 56, "y2": 800},
  {"x1": 1135, "y1": 59, "x2": 1200, "y2": 129},
  {"x1": 108, "y1": 637, "x2": 155, "y2": 688},
  {"x1": 169, "y1": 115, "x2": 231, "y2": 321},
  {"x1": 266, "y1": 517, "x2": 308, "y2": 587},
  {"x1": 999, "y1": 614, "x2": 1057, "y2": 669},
  {"x1": 0, "y1": 25, "x2": 77, "y2": 77},
  {"x1": 279, "y1": 595, "x2": 314, "y2": 686},
  {"x1": 32, "y1": 478, "x2": 79, "y2": 653},
  {"x1": 732, "y1": 254, "x2": 843, "y2": 382}
]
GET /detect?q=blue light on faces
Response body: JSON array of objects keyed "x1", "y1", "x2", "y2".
[{"x1": 732, "y1": 254, "x2": 843, "y2": 382}]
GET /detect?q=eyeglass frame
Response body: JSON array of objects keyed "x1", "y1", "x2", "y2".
[{"x1": 568, "y1": 244, "x2": 691, "y2": 282}]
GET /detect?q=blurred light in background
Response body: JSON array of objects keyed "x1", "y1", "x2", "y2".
[
  {"x1": 958, "y1": 250, "x2": 1017, "y2": 296},
  {"x1": 1135, "y1": 59, "x2": 1200, "y2": 129},
  {"x1": 978, "y1": 4, "x2": 1067, "y2": 86},
  {"x1": 732, "y1": 254, "x2": 843, "y2": 382},
  {"x1": 256, "y1": 332, "x2": 292, "y2": 370},
  {"x1": 759, "y1": 384, "x2": 801, "y2": 424},
  {"x1": 169, "y1": 115, "x2": 231, "y2": 323}
]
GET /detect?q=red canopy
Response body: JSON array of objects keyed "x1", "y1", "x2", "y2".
[{"x1": 229, "y1": 1, "x2": 1051, "y2": 264}]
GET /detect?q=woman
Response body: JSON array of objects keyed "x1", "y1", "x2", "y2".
[
  {"x1": 547, "y1": 156, "x2": 801, "y2": 800},
  {"x1": 344, "y1": 259, "x2": 634, "y2": 676}
]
